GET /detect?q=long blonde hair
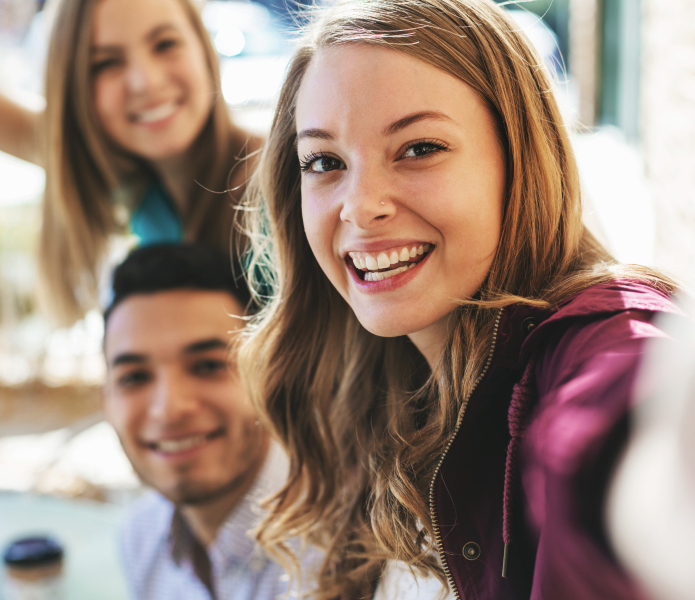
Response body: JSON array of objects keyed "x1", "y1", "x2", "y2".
[
  {"x1": 39, "y1": 0, "x2": 254, "y2": 323},
  {"x1": 239, "y1": 1, "x2": 674, "y2": 597}
]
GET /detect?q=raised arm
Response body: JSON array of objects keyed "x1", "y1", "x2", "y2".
[
  {"x1": 521, "y1": 284, "x2": 680, "y2": 600},
  {"x1": 0, "y1": 92, "x2": 44, "y2": 167}
]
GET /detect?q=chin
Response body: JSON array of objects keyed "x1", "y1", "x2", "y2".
[
  {"x1": 139, "y1": 140, "x2": 192, "y2": 162},
  {"x1": 356, "y1": 311, "x2": 422, "y2": 339},
  {"x1": 158, "y1": 477, "x2": 233, "y2": 506}
]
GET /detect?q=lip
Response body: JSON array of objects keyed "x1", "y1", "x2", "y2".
[
  {"x1": 347, "y1": 246, "x2": 433, "y2": 294},
  {"x1": 340, "y1": 238, "x2": 434, "y2": 259}
]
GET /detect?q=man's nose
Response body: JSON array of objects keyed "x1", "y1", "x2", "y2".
[
  {"x1": 339, "y1": 164, "x2": 396, "y2": 229},
  {"x1": 148, "y1": 370, "x2": 197, "y2": 424}
]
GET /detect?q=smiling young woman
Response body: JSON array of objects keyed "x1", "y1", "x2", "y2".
[
  {"x1": 239, "y1": 1, "x2": 678, "y2": 599},
  {"x1": 0, "y1": 0, "x2": 256, "y2": 323}
]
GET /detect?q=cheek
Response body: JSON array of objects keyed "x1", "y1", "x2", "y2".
[
  {"x1": 103, "y1": 395, "x2": 138, "y2": 445},
  {"x1": 436, "y1": 160, "x2": 504, "y2": 250},
  {"x1": 181, "y1": 65, "x2": 208, "y2": 105},
  {"x1": 301, "y1": 187, "x2": 336, "y2": 266},
  {"x1": 181, "y1": 46, "x2": 214, "y2": 108},
  {"x1": 93, "y1": 78, "x2": 122, "y2": 138}
]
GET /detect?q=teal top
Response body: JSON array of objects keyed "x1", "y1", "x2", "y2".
[
  {"x1": 129, "y1": 183, "x2": 183, "y2": 246},
  {"x1": 127, "y1": 181, "x2": 270, "y2": 304}
]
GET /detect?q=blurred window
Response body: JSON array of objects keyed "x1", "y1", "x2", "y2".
[{"x1": 599, "y1": 0, "x2": 642, "y2": 143}]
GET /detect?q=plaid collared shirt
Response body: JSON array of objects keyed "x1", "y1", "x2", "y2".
[{"x1": 119, "y1": 442, "x2": 309, "y2": 600}]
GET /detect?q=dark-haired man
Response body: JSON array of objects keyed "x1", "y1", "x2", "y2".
[{"x1": 102, "y1": 244, "x2": 300, "y2": 600}]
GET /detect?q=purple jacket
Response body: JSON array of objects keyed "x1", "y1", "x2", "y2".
[{"x1": 431, "y1": 281, "x2": 680, "y2": 600}]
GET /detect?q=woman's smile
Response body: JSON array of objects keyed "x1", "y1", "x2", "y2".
[
  {"x1": 296, "y1": 44, "x2": 505, "y2": 352},
  {"x1": 91, "y1": 0, "x2": 214, "y2": 162},
  {"x1": 128, "y1": 99, "x2": 183, "y2": 125},
  {"x1": 344, "y1": 242, "x2": 434, "y2": 292}
]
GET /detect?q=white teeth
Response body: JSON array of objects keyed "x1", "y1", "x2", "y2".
[
  {"x1": 364, "y1": 265, "x2": 413, "y2": 282},
  {"x1": 365, "y1": 255, "x2": 379, "y2": 270},
  {"x1": 383, "y1": 266, "x2": 404, "y2": 279},
  {"x1": 351, "y1": 255, "x2": 367, "y2": 270},
  {"x1": 156, "y1": 434, "x2": 206, "y2": 453},
  {"x1": 135, "y1": 101, "x2": 178, "y2": 124},
  {"x1": 351, "y1": 244, "x2": 433, "y2": 280}
]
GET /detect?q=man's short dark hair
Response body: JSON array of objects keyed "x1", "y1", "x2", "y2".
[{"x1": 104, "y1": 244, "x2": 252, "y2": 326}]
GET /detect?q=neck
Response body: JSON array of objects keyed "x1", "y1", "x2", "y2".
[
  {"x1": 151, "y1": 150, "x2": 196, "y2": 217},
  {"x1": 407, "y1": 312, "x2": 454, "y2": 369},
  {"x1": 180, "y1": 435, "x2": 270, "y2": 547}
]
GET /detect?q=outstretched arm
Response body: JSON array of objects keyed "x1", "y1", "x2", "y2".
[{"x1": 0, "y1": 92, "x2": 44, "y2": 167}]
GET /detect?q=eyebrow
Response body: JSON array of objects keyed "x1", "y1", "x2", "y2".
[
  {"x1": 109, "y1": 338, "x2": 227, "y2": 368},
  {"x1": 91, "y1": 24, "x2": 180, "y2": 54},
  {"x1": 111, "y1": 353, "x2": 148, "y2": 367},
  {"x1": 296, "y1": 128, "x2": 335, "y2": 143},
  {"x1": 383, "y1": 110, "x2": 453, "y2": 136},
  {"x1": 183, "y1": 338, "x2": 228, "y2": 354},
  {"x1": 296, "y1": 110, "x2": 453, "y2": 144},
  {"x1": 146, "y1": 23, "x2": 180, "y2": 42}
]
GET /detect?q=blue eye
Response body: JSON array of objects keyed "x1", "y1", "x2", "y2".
[{"x1": 299, "y1": 153, "x2": 346, "y2": 173}]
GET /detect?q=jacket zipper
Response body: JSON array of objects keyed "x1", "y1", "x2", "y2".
[{"x1": 428, "y1": 308, "x2": 504, "y2": 600}]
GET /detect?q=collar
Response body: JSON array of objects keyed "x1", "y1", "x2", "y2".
[
  {"x1": 168, "y1": 440, "x2": 289, "y2": 573},
  {"x1": 494, "y1": 280, "x2": 679, "y2": 371}
]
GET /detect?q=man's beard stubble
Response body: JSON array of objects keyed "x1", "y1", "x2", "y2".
[{"x1": 131, "y1": 429, "x2": 268, "y2": 507}]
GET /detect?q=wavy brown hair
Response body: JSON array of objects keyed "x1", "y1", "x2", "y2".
[
  {"x1": 238, "y1": 0, "x2": 674, "y2": 597},
  {"x1": 39, "y1": 0, "x2": 255, "y2": 323}
]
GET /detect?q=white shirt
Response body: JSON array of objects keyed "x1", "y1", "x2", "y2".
[
  {"x1": 374, "y1": 560, "x2": 456, "y2": 600},
  {"x1": 119, "y1": 442, "x2": 310, "y2": 600}
]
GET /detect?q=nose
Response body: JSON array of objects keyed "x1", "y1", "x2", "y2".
[
  {"x1": 339, "y1": 163, "x2": 396, "y2": 229},
  {"x1": 148, "y1": 368, "x2": 197, "y2": 425},
  {"x1": 125, "y1": 52, "x2": 164, "y2": 96}
]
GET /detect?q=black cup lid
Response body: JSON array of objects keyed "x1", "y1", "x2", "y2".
[{"x1": 3, "y1": 537, "x2": 64, "y2": 567}]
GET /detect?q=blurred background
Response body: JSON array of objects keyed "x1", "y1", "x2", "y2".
[{"x1": 0, "y1": 0, "x2": 693, "y2": 597}]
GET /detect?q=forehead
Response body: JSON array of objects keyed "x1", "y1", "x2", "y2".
[
  {"x1": 104, "y1": 290, "x2": 243, "y2": 360},
  {"x1": 92, "y1": 0, "x2": 191, "y2": 44},
  {"x1": 295, "y1": 44, "x2": 482, "y2": 138}
]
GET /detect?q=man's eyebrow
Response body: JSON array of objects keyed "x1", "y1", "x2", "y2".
[
  {"x1": 296, "y1": 128, "x2": 335, "y2": 143},
  {"x1": 183, "y1": 338, "x2": 228, "y2": 354},
  {"x1": 383, "y1": 110, "x2": 453, "y2": 136},
  {"x1": 111, "y1": 353, "x2": 148, "y2": 367}
]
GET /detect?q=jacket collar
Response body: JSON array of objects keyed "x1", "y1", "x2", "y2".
[{"x1": 512, "y1": 280, "x2": 679, "y2": 366}]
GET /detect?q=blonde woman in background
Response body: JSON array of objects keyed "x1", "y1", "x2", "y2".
[
  {"x1": 239, "y1": 0, "x2": 680, "y2": 599},
  {"x1": 0, "y1": 0, "x2": 256, "y2": 323}
]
